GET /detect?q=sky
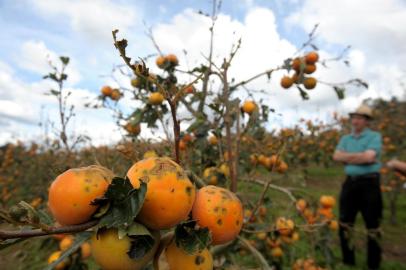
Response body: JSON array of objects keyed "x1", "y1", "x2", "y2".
[{"x1": 0, "y1": 0, "x2": 405, "y2": 146}]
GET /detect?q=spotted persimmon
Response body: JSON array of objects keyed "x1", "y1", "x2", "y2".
[
  {"x1": 184, "y1": 85, "x2": 195, "y2": 94},
  {"x1": 164, "y1": 240, "x2": 213, "y2": 270},
  {"x1": 269, "y1": 155, "x2": 281, "y2": 168},
  {"x1": 277, "y1": 161, "x2": 288, "y2": 173},
  {"x1": 318, "y1": 207, "x2": 334, "y2": 220},
  {"x1": 124, "y1": 122, "x2": 141, "y2": 136},
  {"x1": 208, "y1": 135, "x2": 218, "y2": 146},
  {"x1": 91, "y1": 228, "x2": 160, "y2": 270},
  {"x1": 271, "y1": 247, "x2": 283, "y2": 257},
  {"x1": 81, "y1": 242, "x2": 92, "y2": 259},
  {"x1": 59, "y1": 235, "x2": 74, "y2": 251},
  {"x1": 319, "y1": 195, "x2": 336, "y2": 208},
  {"x1": 218, "y1": 163, "x2": 230, "y2": 177},
  {"x1": 291, "y1": 58, "x2": 302, "y2": 71},
  {"x1": 149, "y1": 92, "x2": 165, "y2": 105},
  {"x1": 156, "y1": 55, "x2": 167, "y2": 68},
  {"x1": 257, "y1": 154, "x2": 267, "y2": 166},
  {"x1": 110, "y1": 89, "x2": 121, "y2": 100},
  {"x1": 203, "y1": 167, "x2": 218, "y2": 185},
  {"x1": 305, "y1": 51, "x2": 319, "y2": 64},
  {"x1": 303, "y1": 77, "x2": 317, "y2": 89},
  {"x1": 291, "y1": 72, "x2": 300, "y2": 83},
  {"x1": 179, "y1": 139, "x2": 187, "y2": 151},
  {"x1": 304, "y1": 64, "x2": 317, "y2": 74},
  {"x1": 280, "y1": 76, "x2": 294, "y2": 89},
  {"x1": 242, "y1": 100, "x2": 257, "y2": 114},
  {"x1": 131, "y1": 77, "x2": 141, "y2": 88},
  {"x1": 101, "y1": 86, "x2": 113, "y2": 96},
  {"x1": 166, "y1": 54, "x2": 179, "y2": 66},
  {"x1": 329, "y1": 220, "x2": 339, "y2": 230},
  {"x1": 295, "y1": 199, "x2": 307, "y2": 212},
  {"x1": 258, "y1": 205, "x2": 267, "y2": 217},
  {"x1": 47, "y1": 251, "x2": 69, "y2": 270},
  {"x1": 48, "y1": 165, "x2": 113, "y2": 225},
  {"x1": 191, "y1": 185, "x2": 243, "y2": 245},
  {"x1": 275, "y1": 217, "x2": 294, "y2": 236},
  {"x1": 127, "y1": 157, "x2": 196, "y2": 230}
]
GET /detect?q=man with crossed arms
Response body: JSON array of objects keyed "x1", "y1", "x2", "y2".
[{"x1": 333, "y1": 104, "x2": 383, "y2": 270}]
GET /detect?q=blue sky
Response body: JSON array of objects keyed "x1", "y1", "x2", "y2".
[{"x1": 1, "y1": 0, "x2": 405, "y2": 145}]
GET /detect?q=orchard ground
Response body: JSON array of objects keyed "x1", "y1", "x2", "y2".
[{"x1": 1, "y1": 163, "x2": 405, "y2": 270}]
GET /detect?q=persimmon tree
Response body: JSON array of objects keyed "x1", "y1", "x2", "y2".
[
  {"x1": 43, "y1": 56, "x2": 88, "y2": 153},
  {"x1": 0, "y1": 2, "x2": 376, "y2": 270}
]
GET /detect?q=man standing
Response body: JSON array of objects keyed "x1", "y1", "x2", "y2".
[{"x1": 333, "y1": 104, "x2": 383, "y2": 270}]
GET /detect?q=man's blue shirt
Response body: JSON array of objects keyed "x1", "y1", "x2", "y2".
[{"x1": 336, "y1": 128, "x2": 382, "y2": 176}]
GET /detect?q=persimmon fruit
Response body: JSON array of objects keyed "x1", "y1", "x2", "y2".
[
  {"x1": 48, "y1": 165, "x2": 113, "y2": 225},
  {"x1": 192, "y1": 185, "x2": 243, "y2": 245},
  {"x1": 127, "y1": 157, "x2": 196, "y2": 230}
]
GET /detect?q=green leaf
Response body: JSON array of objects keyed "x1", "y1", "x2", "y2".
[
  {"x1": 47, "y1": 73, "x2": 59, "y2": 82},
  {"x1": 175, "y1": 220, "x2": 211, "y2": 254},
  {"x1": 296, "y1": 86, "x2": 309, "y2": 100},
  {"x1": 60, "y1": 56, "x2": 70, "y2": 65},
  {"x1": 187, "y1": 117, "x2": 210, "y2": 138},
  {"x1": 37, "y1": 209, "x2": 54, "y2": 226},
  {"x1": 91, "y1": 177, "x2": 147, "y2": 231},
  {"x1": 125, "y1": 222, "x2": 152, "y2": 237},
  {"x1": 92, "y1": 203, "x2": 110, "y2": 219},
  {"x1": 43, "y1": 232, "x2": 91, "y2": 270},
  {"x1": 129, "y1": 109, "x2": 144, "y2": 125},
  {"x1": 117, "y1": 222, "x2": 151, "y2": 240},
  {"x1": 50, "y1": 90, "x2": 60, "y2": 96},
  {"x1": 127, "y1": 234, "x2": 155, "y2": 260},
  {"x1": 333, "y1": 86, "x2": 345, "y2": 100}
]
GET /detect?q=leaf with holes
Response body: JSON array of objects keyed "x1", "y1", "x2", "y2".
[
  {"x1": 91, "y1": 177, "x2": 147, "y2": 231},
  {"x1": 174, "y1": 220, "x2": 211, "y2": 254}
]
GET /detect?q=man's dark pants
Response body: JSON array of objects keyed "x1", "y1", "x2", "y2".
[{"x1": 339, "y1": 173, "x2": 383, "y2": 269}]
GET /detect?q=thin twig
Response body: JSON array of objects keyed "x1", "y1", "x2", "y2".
[
  {"x1": 237, "y1": 236, "x2": 272, "y2": 270},
  {"x1": 0, "y1": 220, "x2": 98, "y2": 240}
]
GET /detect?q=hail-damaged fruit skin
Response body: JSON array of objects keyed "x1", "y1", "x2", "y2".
[
  {"x1": 48, "y1": 165, "x2": 113, "y2": 225},
  {"x1": 192, "y1": 185, "x2": 243, "y2": 245},
  {"x1": 91, "y1": 228, "x2": 160, "y2": 270},
  {"x1": 164, "y1": 240, "x2": 213, "y2": 270},
  {"x1": 127, "y1": 157, "x2": 196, "y2": 230}
]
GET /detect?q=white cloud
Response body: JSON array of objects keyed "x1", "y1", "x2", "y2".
[
  {"x1": 150, "y1": 7, "x2": 362, "y2": 127},
  {"x1": 286, "y1": 0, "x2": 406, "y2": 102},
  {"x1": 0, "y1": 60, "x2": 123, "y2": 145},
  {"x1": 287, "y1": 0, "x2": 406, "y2": 59},
  {"x1": 28, "y1": 0, "x2": 139, "y2": 43},
  {"x1": 17, "y1": 40, "x2": 81, "y2": 85}
]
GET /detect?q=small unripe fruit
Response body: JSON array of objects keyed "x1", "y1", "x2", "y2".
[
  {"x1": 242, "y1": 101, "x2": 257, "y2": 114},
  {"x1": 305, "y1": 51, "x2": 319, "y2": 64},
  {"x1": 303, "y1": 77, "x2": 317, "y2": 89},
  {"x1": 280, "y1": 76, "x2": 294, "y2": 89},
  {"x1": 149, "y1": 92, "x2": 165, "y2": 105}
]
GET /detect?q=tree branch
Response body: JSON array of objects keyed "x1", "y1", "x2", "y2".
[{"x1": 0, "y1": 220, "x2": 98, "y2": 240}]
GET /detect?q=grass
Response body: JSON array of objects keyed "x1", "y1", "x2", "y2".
[{"x1": 236, "y1": 165, "x2": 406, "y2": 269}]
